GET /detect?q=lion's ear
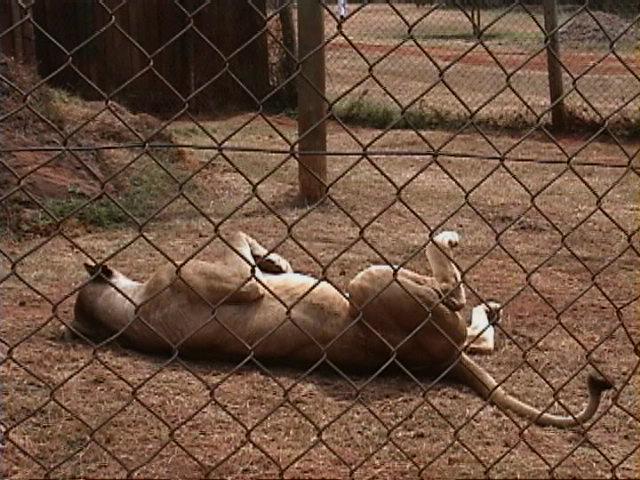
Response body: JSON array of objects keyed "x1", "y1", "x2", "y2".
[{"x1": 83, "y1": 263, "x2": 114, "y2": 280}]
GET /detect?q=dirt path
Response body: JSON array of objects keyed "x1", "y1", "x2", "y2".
[{"x1": 329, "y1": 40, "x2": 639, "y2": 76}]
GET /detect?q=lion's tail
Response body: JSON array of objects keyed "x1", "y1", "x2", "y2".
[{"x1": 451, "y1": 353, "x2": 612, "y2": 428}]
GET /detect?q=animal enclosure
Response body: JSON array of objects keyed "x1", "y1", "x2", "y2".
[{"x1": 1, "y1": 1, "x2": 639, "y2": 478}]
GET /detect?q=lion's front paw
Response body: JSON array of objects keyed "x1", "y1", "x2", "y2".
[
  {"x1": 434, "y1": 230, "x2": 460, "y2": 250},
  {"x1": 257, "y1": 253, "x2": 293, "y2": 274}
]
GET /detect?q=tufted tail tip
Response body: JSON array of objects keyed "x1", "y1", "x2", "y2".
[{"x1": 588, "y1": 372, "x2": 614, "y2": 394}]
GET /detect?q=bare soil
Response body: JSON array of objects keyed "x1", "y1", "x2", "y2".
[
  {"x1": 2, "y1": 110, "x2": 639, "y2": 478},
  {"x1": 2, "y1": 7, "x2": 640, "y2": 478},
  {"x1": 323, "y1": 4, "x2": 639, "y2": 129},
  {"x1": 560, "y1": 11, "x2": 639, "y2": 45},
  {"x1": 328, "y1": 41, "x2": 639, "y2": 76},
  {"x1": 0, "y1": 58, "x2": 183, "y2": 235}
]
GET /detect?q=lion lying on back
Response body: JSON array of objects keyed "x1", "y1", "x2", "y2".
[{"x1": 66, "y1": 230, "x2": 612, "y2": 428}]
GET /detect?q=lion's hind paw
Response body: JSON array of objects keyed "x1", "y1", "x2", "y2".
[{"x1": 434, "y1": 230, "x2": 460, "y2": 249}]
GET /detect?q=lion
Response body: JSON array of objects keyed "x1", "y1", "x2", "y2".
[{"x1": 66, "y1": 230, "x2": 612, "y2": 428}]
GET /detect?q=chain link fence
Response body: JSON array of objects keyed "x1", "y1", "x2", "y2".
[
  {"x1": 326, "y1": 0, "x2": 639, "y2": 132},
  {"x1": 1, "y1": 0, "x2": 639, "y2": 478}
]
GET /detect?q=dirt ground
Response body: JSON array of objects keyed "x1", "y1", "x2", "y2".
[
  {"x1": 2, "y1": 4, "x2": 640, "y2": 479},
  {"x1": 2, "y1": 110, "x2": 639, "y2": 478},
  {"x1": 322, "y1": 4, "x2": 639, "y2": 128}
]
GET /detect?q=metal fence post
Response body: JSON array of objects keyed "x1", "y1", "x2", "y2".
[
  {"x1": 296, "y1": 0, "x2": 327, "y2": 204},
  {"x1": 543, "y1": 0, "x2": 567, "y2": 131}
]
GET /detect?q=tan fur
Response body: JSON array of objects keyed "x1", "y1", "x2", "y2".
[{"x1": 68, "y1": 231, "x2": 612, "y2": 428}]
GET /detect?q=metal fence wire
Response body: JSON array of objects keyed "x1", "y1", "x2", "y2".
[{"x1": 1, "y1": 0, "x2": 639, "y2": 478}]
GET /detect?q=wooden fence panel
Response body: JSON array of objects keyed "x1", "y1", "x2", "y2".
[
  {"x1": 0, "y1": 0, "x2": 35, "y2": 63},
  {"x1": 27, "y1": 0, "x2": 269, "y2": 114}
]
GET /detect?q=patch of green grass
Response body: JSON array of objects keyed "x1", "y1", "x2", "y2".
[
  {"x1": 397, "y1": 28, "x2": 544, "y2": 45},
  {"x1": 483, "y1": 29, "x2": 544, "y2": 44},
  {"x1": 563, "y1": 105, "x2": 640, "y2": 138},
  {"x1": 40, "y1": 162, "x2": 191, "y2": 229},
  {"x1": 380, "y1": 8, "x2": 546, "y2": 46},
  {"x1": 43, "y1": 196, "x2": 127, "y2": 228},
  {"x1": 332, "y1": 95, "x2": 640, "y2": 136},
  {"x1": 1, "y1": 159, "x2": 197, "y2": 235},
  {"x1": 404, "y1": 30, "x2": 498, "y2": 41},
  {"x1": 332, "y1": 96, "x2": 468, "y2": 131}
]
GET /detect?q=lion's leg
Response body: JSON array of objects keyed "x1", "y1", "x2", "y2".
[
  {"x1": 346, "y1": 266, "x2": 467, "y2": 359},
  {"x1": 425, "y1": 231, "x2": 466, "y2": 311},
  {"x1": 465, "y1": 301, "x2": 502, "y2": 353},
  {"x1": 175, "y1": 232, "x2": 277, "y2": 305},
  {"x1": 237, "y1": 232, "x2": 293, "y2": 275}
]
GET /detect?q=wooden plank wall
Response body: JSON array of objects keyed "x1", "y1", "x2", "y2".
[
  {"x1": 14, "y1": 0, "x2": 270, "y2": 114},
  {"x1": 0, "y1": 0, "x2": 36, "y2": 63}
]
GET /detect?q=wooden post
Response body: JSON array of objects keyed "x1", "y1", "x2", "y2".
[
  {"x1": 471, "y1": 0, "x2": 481, "y2": 38},
  {"x1": 278, "y1": 0, "x2": 297, "y2": 108},
  {"x1": 10, "y1": 0, "x2": 23, "y2": 61},
  {"x1": 543, "y1": 0, "x2": 566, "y2": 131},
  {"x1": 296, "y1": 0, "x2": 327, "y2": 204}
]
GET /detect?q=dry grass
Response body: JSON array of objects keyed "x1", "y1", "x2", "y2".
[
  {"x1": 321, "y1": 4, "x2": 640, "y2": 134},
  {"x1": 2, "y1": 5, "x2": 640, "y2": 477},
  {"x1": 2, "y1": 112, "x2": 639, "y2": 478},
  {"x1": 0, "y1": 60, "x2": 187, "y2": 235}
]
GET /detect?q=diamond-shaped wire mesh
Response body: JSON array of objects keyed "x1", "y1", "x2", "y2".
[{"x1": 1, "y1": 0, "x2": 639, "y2": 478}]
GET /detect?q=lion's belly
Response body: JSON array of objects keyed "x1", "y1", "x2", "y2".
[{"x1": 179, "y1": 275, "x2": 376, "y2": 368}]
